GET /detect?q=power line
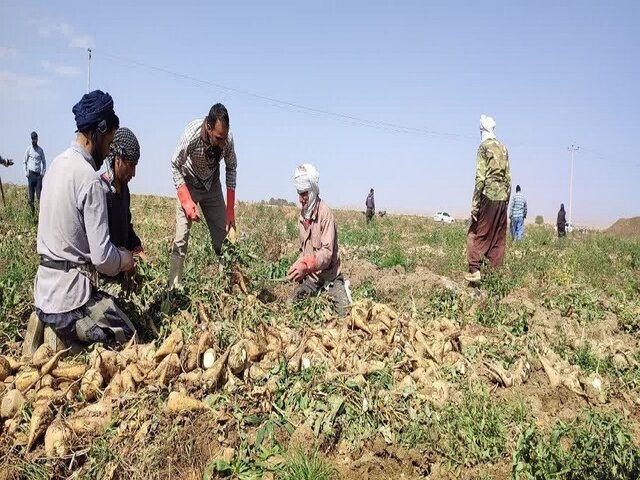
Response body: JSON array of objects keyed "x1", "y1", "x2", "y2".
[
  {"x1": 98, "y1": 50, "x2": 478, "y2": 143},
  {"x1": 95, "y1": 50, "x2": 638, "y2": 169}
]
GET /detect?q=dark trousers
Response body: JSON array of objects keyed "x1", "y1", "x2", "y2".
[
  {"x1": 366, "y1": 208, "x2": 375, "y2": 223},
  {"x1": 467, "y1": 197, "x2": 508, "y2": 273},
  {"x1": 27, "y1": 171, "x2": 43, "y2": 208},
  {"x1": 293, "y1": 274, "x2": 350, "y2": 317}
]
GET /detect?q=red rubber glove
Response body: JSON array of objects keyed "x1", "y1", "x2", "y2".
[
  {"x1": 226, "y1": 187, "x2": 236, "y2": 232},
  {"x1": 177, "y1": 184, "x2": 200, "y2": 222},
  {"x1": 133, "y1": 246, "x2": 150, "y2": 262},
  {"x1": 287, "y1": 256, "x2": 317, "y2": 282}
]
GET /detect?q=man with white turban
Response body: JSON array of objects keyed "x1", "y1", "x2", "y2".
[
  {"x1": 465, "y1": 114, "x2": 511, "y2": 283},
  {"x1": 288, "y1": 164, "x2": 350, "y2": 316}
]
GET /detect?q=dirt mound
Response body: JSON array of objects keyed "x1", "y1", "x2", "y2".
[
  {"x1": 342, "y1": 259, "x2": 460, "y2": 302},
  {"x1": 606, "y1": 216, "x2": 640, "y2": 238}
]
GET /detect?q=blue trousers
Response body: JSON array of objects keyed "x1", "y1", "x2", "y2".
[
  {"x1": 510, "y1": 216, "x2": 524, "y2": 240},
  {"x1": 27, "y1": 171, "x2": 43, "y2": 205}
]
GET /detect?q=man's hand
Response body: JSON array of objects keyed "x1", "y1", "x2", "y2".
[
  {"x1": 287, "y1": 256, "x2": 317, "y2": 282},
  {"x1": 287, "y1": 260, "x2": 307, "y2": 282},
  {"x1": 177, "y1": 184, "x2": 200, "y2": 222},
  {"x1": 119, "y1": 249, "x2": 136, "y2": 273}
]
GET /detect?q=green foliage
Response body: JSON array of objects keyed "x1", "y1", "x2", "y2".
[
  {"x1": 83, "y1": 434, "x2": 122, "y2": 480},
  {"x1": 351, "y1": 278, "x2": 376, "y2": 300},
  {"x1": 473, "y1": 302, "x2": 531, "y2": 335},
  {"x1": 535, "y1": 216, "x2": 544, "y2": 225},
  {"x1": 280, "y1": 450, "x2": 336, "y2": 480},
  {"x1": 339, "y1": 221, "x2": 382, "y2": 247},
  {"x1": 426, "y1": 287, "x2": 467, "y2": 322},
  {"x1": 370, "y1": 242, "x2": 414, "y2": 270},
  {"x1": 513, "y1": 410, "x2": 640, "y2": 480},
  {"x1": 434, "y1": 383, "x2": 506, "y2": 467},
  {"x1": 481, "y1": 269, "x2": 516, "y2": 300},
  {"x1": 16, "y1": 460, "x2": 51, "y2": 480},
  {"x1": 290, "y1": 296, "x2": 331, "y2": 328},
  {"x1": 542, "y1": 288, "x2": 605, "y2": 323},
  {"x1": 205, "y1": 456, "x2": 263, "y2": 480}
]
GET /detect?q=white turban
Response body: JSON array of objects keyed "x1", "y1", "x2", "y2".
[
  {"x1": 294, "y1": 163, "x2": 320, "y2": 219},
  {"x1": 480, "y1": 114, "x2": 496, "y2": 142}
]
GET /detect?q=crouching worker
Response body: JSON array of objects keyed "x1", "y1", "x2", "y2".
[
  {"x1": 30, "y1": 90, "x2": 137, "y2": 351},
  {"x1": 101, "y1": 127, "x2": 148, "y2": 261},
  {"x1": 287, "y1": 164, "x2": 350, "y2": 316}
]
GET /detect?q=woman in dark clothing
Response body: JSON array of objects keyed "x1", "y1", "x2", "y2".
[
  {"x1": 557, "y1": 203, "x2": 567, "y2": 238},
  {"x1": 101, "y1": 127, "x2": 148, "y2": 261}
]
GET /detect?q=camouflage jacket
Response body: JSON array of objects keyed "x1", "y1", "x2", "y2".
[{"x1": 471, "y1": 138, "x2": 511, "y2": 214}]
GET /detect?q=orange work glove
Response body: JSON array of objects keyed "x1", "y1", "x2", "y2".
[
  {"x1": 226, "y1": 188, "x2": 235, "y2": 232},
  {"x1": 177, "y1": 184, "x2": 200, "y2": 222},
  {"x1": 287, "y1": 256, "x2": 317, "y2": 282}
]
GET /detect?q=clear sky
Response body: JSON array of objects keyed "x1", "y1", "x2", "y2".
[{"x1": 1, "y1": 1, "x2": 638, "y2": 227}]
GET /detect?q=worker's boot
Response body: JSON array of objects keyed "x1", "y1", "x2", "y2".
[
  {"x1": 168, "y1": 254, "x2": 185, "y2": 289},
  {"x1": 464, "y1": 270, "x2": 482, "y2": 283},
  {"x1": 22, "y1": 311, "x2": 44, "y2": 357}
]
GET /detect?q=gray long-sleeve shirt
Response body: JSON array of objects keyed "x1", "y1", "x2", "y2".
[{"x1": 35, "y1": 142, "x2": 123, "y2": 314}]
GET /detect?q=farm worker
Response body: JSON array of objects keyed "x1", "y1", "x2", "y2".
[
  {"x1": 168, "y1": 103, "x2": 238, "y2": 288},
  {"x1": 557, "y1": 204, "x2": 567, "y2": 238},
  {"x1": 100, "y1": 127, "x2": 148, "y2": 261},
  {"x1": 25, "y1": 130, "x2": 46, "y2": 215},
  {"x1": 365, "y1": 188, "x2": 375, "y2": 223},
  {"x1": 465, "y1": 114, "x2": 511, "y2": 283},
  {"x1": 30, "y1": 90, "x2": 137, "y2": 350},
  {"x1": 288, "y1": 164, "x2": 351, "y2": 316},
  {"x1": 508, "y1": 185, "x2": 527, "y2": 241}
]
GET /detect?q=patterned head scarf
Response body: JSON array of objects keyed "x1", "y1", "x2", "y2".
[
  {"x1": 294, "y1": 163, "x2": 320, "y2": 219},
  {"x1": 480, "y1": 114, "x2": 496, "y2": 142},
  {"x1": 104, "y1": 127, "x2": 140, "y2": 185}
]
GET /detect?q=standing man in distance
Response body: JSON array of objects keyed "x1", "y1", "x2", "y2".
[
  {"x1": 365, "y1": 188, "x2": 375, "y2": 223},
  {"x1": 508, "y1": 185, "x2": 527, "y2": 241},
  {"x1": 169, "y1": 103, "x2": 238, "y2": 288},
  {"x1": 24, "y1": 131, "x2": 46, "y2": 215},
  {"x1": 465, "y1": 114, "x2": 511, "y2": 283},
  {"x1": 557, "y1": 203, "x2": 567, "y2": 238},
  {"x1": 31, "y1": 90, "x2": 137, "y2": 350}
]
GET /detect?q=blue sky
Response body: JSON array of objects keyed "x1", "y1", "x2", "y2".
[{"x1": 1, "y1": 1, "x2": 638, "y2": 226}]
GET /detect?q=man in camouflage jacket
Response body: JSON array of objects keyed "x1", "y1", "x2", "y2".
[{"x1": 465, "y1": 114, "x2": 511, "y2": 282}]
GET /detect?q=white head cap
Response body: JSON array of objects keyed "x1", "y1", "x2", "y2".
[
  {"x1": 480, "y1": 114, "x2": 496, "y2": 141},
  {"x1": 294, "y1": 163, "x2": 319, "y2": 193},
  {"x1": 294, "y1": 163, "x2": 320, "y2": 219}
]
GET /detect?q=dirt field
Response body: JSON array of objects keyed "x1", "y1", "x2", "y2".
[
  {"x1": 1, "y1": 184, "x2": 639, "y2": 479},
  {"x1": 606, "y1": 216, "x2": 640, "y2": 239}
]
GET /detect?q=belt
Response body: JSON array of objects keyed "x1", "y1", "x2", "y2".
[{"x1": 39, "y1": 257, "x2": 99, "y2": 286}]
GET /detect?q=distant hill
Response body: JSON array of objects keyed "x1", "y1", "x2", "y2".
[{"x1": 605, "y1": 217, "x2": 640, "y2": 238}]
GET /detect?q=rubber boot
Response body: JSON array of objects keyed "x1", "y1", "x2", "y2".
[
  {"x1": 168, "y1": 254, "x2": 185, "y2": 289},
  {"x1": 22, "y1": 311, "x2": 44, "y2": 357}
]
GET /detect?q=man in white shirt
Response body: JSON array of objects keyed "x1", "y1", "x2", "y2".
[{"x1": 24, "y1": 131, "x2": 46, "y2": 215}]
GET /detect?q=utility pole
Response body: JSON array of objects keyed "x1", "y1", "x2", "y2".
[
  {"x1": 567, "y1": 145, "x2": 579, "y2": 227},
  {"x1": 86, "y1": 48, "x2": 92, "y2": 93}
]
